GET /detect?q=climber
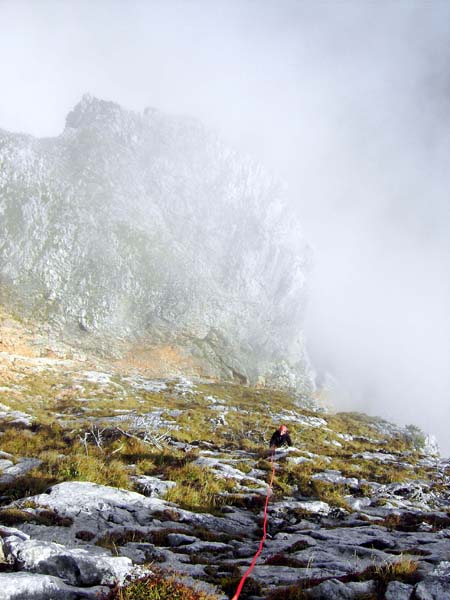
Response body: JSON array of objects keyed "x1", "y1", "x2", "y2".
[{"x1": 269, "y1": 425, "x2": 292, "y2": 449}]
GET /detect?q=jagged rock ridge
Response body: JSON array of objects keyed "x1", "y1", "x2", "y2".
[{"x1": 0, "y1": 95, "x2": 313, "y2": 391}]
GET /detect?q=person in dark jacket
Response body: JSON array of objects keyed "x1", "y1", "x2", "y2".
[{"x1": 269, "y1": 425, "x2": 292, "y2": 449}]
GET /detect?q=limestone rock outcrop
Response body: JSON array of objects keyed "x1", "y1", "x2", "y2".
[{"x1": 0, "y1": 95, "x2": 313, "y2": 392}]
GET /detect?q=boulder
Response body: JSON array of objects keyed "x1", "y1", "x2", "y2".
[
  {"x1": 0, "y1": 459, "x2": 14, "y2": 472},
  {"x1": 17, "y1": 481, "x2": 166, "y2": 538},
  {"x1": 311, "y1": 470, "x2": 359, "y2": 488},
  {"x1": 307, "y1": 578, "x2": 377, "y2": 599},
  {"x1": 271, "y1": 499, "x2": 331, "y2": 517},
  {"x1": 415, "y1": 561, "x2": 450, "y2": 599},
  {"x1": 166, "y1": 533, "x2": 198, "y2": 547},
  {"x1": 0, "y1": 403, "x2": 33, "y2": 427},
  {"x1": 0, "y1": 572, "x2": 108, "y2": 600},
  {"x1": 385, "y1": 580, "x2": 414, "y2": 600},
  {"x1": 3, "y1": 536, "x2": 132, "y2": 586},
  {"x1": 0, "y1": 458, "x2": 42, "y2": 484}
]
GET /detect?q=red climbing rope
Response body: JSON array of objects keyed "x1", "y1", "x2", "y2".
[{"x1": 231, "y1": 448, "x2": 276, "y2": 600}]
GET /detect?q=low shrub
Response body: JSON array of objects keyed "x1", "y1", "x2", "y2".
[
  {"x1": 107, "y1": 571, "x2": 220, "y2": 600},
  {"x1": 369, "y1": 556, "x2": 420, "y2": 585},
  {"x1": 0, "y1": 506, "x2": 72, "y2": 527},
  {"x1": 0, "y1": 472, "x2": 55, "y2": 502}
]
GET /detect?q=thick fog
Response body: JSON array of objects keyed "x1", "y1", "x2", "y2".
[{"x1": 1, "y1": 1, "x2": 449, "y2": 453}]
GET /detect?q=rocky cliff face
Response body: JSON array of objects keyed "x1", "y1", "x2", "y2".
[{"x1": 0, "y1": 95, "x2": 313, "y2": 392}]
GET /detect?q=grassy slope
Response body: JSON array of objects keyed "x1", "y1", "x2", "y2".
[{"x1": 0, "y1": 306, "x2": 441, "y2": 599}]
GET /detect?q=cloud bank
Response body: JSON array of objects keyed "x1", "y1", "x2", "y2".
[{"x1": 1, "y1": 0, "x2": 449, "y2": 452}]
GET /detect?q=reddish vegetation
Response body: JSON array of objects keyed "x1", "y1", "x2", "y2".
[{"x1": 107, "y1": 571, "x2": 219, "y2": 600}]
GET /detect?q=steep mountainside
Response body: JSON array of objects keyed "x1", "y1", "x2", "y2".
[
  {"x1": 0, "y1": 310, "x2": 448, "y2": 599},
  {"x1": 0, "y1": 95, "x2": 312, "y2": 392}
]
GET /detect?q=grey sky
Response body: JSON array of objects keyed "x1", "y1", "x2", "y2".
[{"x1": 1, "y1": 0, "x2": 449, "y2": 453}]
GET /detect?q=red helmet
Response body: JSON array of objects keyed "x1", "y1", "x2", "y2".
[{"x1": 279, "y1": 425, "x2": 288, "y2": 434}]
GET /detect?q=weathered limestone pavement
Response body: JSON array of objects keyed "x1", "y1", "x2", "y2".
[
  {"x1": 0, "y1": 444, "x2": 449, "y2": 599},
  {"x1": 0, "y1": 341, "x2": 449, "y2": 599}
]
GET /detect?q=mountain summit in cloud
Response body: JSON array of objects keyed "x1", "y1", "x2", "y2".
[{"x1": 0, "y1": 95, "x2": 314, "y2": 394}]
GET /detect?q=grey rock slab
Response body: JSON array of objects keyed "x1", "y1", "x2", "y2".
[
  {"x1": 249, "y1": 565, "x2": 345, "y2": 587},
  {"x1": 3, "y1": 536, "x2": 132, "y2": 586},
  {"x1": 131, "y1": 475, "x2": 176, "y2": 498},
  {"x1": 118, "y1": 542, "x2": 163, "y2": 564},
  {"x1": 385, "y1": 481, "x2": 431, "y2": 498},
  {"x1": 231, "y1": 539, "x2": 264, "y2": 558},
  {"x1": 327, "y1": 439, "x2": 343, "y2": 448},
  {"x1": 78, "y1": 370, "x2": 112, "y2": 385},
  {"x1": 261, "y1": 533, "x2": 317, "y2": 559},
  {"x1": 306, "y1": 578, "x2": 377, "y2": 599},
  {"x1": 174, "y1": 540, "x2": 233, "y2": 555},
  {"x1": 0, "y1": 458, "x2": 42, "y2": 484},
  {"x1": 385, "y1": 580, "x2": 414, "y2": 600},
  {"x1": 154, "y1": 547, "x2": 207, "y2": 578},
  {"x1": 0, "y1": 572, "x2": 109, "y2": 600},
  {"x1": 308, "y1": 525, "x2": 399, "y2": 549},
  {"x1": 246, "y1": 467, "x2": 267, "y2": 479},
  {"x1": 287, "y1": 456, "x2": 314, "y2": 465},
  {"x1": 415, "y1": 580, "x2": 450, "y2": 599},
  {"x1": 311, "y1": 470, "x2": 359, "y2": 488},
  {"x1": 193, "y1": 456, "x2": 265, "y2": 484},
  {"x1": 292, "y1": 543, "x2": 397, "y2": 571},
  {"x1": 176, "y1": 506, "x2": 258, "y2": 537},
  {"x1": 270, "y1": 499, "x2": 331, "y2": 516},
  {"x1": 270, "y1": 412, "x2": 327, "y2": 428},
  {"x1": 272, "y1": 531, "x2": 317, "y2": 544},
  {"x1": 166, "y1": 533, "x2": 198, "y2": 547},
  {"x1": 407, "y1": 538, "x2": 450, "y2": 564},
  {"x1": 344, "y1": 496, "x2": 372, "y2": 511},
  {"x1": 295, "y1": 501, "x2": 332, "y2": 516},
  {"x1": 373, "y1": 481, "x2": 437, "y2": 511},
  {"x1": 415, "y1": 560, "x2": 450, "y2": 600},
  {"x1": 6, "y1": 523, "x2": 79, "y2": 547},
  {"x1": 335, "y1": 433, "x2": 354, "y2": 442},
  {"x1": 19, "y1": 481, "x2": 167, "y2": 535},
  {"x1": 240, "y1": 565, "x2": 305, "y2": 587},
  {"x1": 220, "y1": 505, "x2": 259, "y2": 528},
  {"x1": 297, "y1": 451, "x2": 321, "y2": 459},
  {"x1": 122, "y1": 376, "x2": 167, "y2": 393},
  {"x1": 0, "y1": 403, "x2": 33, "y2": 427},
  {"x1": 0, "y1": 526, "x2": 30, "y2": 542},
  {"x1": 352, "y1": 451, "x2": 399, "y2": 463}
]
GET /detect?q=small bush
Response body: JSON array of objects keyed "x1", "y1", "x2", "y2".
[
  {"x1": 371, "y1": 556, "x2": 420, "y2": 585},
  {"x1": 107, "y1": 571, "x2": 220, "y2": 600},
  {"x1": 0, "y1": 507, "x2": 72, "y2": 527}
]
